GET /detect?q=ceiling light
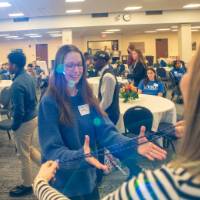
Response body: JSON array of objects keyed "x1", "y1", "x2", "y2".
[
  {"x1": 49, "y1": 34, "x2": 62, "y2": 37},
  {"x1": 191, "y1": 29, "x2": 199, "y2": 32},
  {"x1": 47, "y1": 31, "x2": 61, "y2": 34},
  {"x1": 66, "y1": 9, "x2": 82, "y2": 13},
  {"x1": 144, "y1": 30, "x2": 157, "y2": 33},
  {"x1": 101, "y1": 31, "x2": 114, "y2": 34},
  {"x1": 191, "y1": 26, "x2": 200, "y2": 29},
  {"x1": 156, "y1": 28, "x2": 170, "y2": 31},
  {"x1": 171, "y1": 25, "x2": 178, "y2": 29},
  {"x1": 13, "y1": 37, "x2": 24, "y2": 40},
  {"x1": 124, "y1": 6, "x2": 142, "y2": 11},
  {"x1": 24, "y1": 33, "x2": 40, "y2": 36},
  {"x1": 105, "y1": 29, "x2": 120, "y2": 32},
  {"x1": 5, "y1": 36, "x2": 19, "y2": 39},
  {"x1": 0, "y1": 2, "x2": 11, "y2": 8},
  {"x1": 171, "y1": 29, "x2": 178, "y2": 32},
  {"x1": 65, "y1": 0, "x2": 85, "y2": 2},
  {"x1": 28, "y1": 35, "x2": 42, "y2": 38},
  {"x1": 9, "y1": 12, "x2": 24, "y2": 17},
  {"x1": 183, "y1": 4, "x2": 200, "y2": 9}
]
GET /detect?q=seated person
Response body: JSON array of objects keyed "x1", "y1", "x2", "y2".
[
  {"x1": 0, "y1": 63, "x2": 10, "y2": 80},
  {"x1": 171, "y1": 60, "x2": 186, "y2": 85},
  {"x1": 138, "y1": 67, "x2": 164, "y2": 96},
  {"x1": 115, "y1": 63, "x2": 125, "y2": 76},
  {"x1": 159, "y1": 58, "x2": 167, "y2": 67}
]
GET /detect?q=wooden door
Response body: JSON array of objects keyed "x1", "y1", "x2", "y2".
[
  {"x1": 36, "y1": 44, "x2": 48, "y2": 66},
  {"x1": 156, "y1": 39, "x2": 168, "y2": 59}
]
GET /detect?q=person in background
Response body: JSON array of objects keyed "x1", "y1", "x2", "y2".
[
  {"x1": 94, "y1": 51, "x2": 119, "y2": 125},
  {"x1": 127, "y1": 43, "x2": 135, "y2": 66},
  {"x1": 94, "y1": 50, "x2": 120, "y2": 184},
  {"x1": 38, "y1": 45, "x2": 166, "y2": 200},
  {"x1": 171, "y1": 60, "x2": 186, "y2": 85},
  {"x1": 32, "y1": 61, "x2": 43, "y2": 88},
  {"x1": 84, "y1": 52, "x2": 96, "y2": 77},
  {"x1": 0, "y1": 63, "x2": 10, "y2": 80},
  {"x1": 27, "y1": 63, "x2": 36, "y2": 80},
  {"x1": 111, "y1": 47, "x2": 121, "y2": 64},
  {"x1": 138, "y1": 67, "x2": 164, "y2": 96},
  {"x1": 127, "y1": 49, "x2": 147, "y2": 87},
  {"x1": 7, "y1": 51, "x2": 41, "y2": 197},
  {"x1": 33, "y1": 46, "x2": 200, "y2": 200}
]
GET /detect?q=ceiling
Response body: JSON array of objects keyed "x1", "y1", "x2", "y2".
[{"x1": 0, "y1": 0, "x2": 200, "y2": 20}]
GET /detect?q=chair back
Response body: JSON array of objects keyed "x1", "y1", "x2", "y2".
[
  {"x1": 123, "y1": 106, "x2": 153, "y2": 135},
  {"x1": 0, "y1": 87, "x2": 11, "y2": 108},
  {"x1": 169, "y1": 71, "x2": 178, "y2": 87},
  {"x1": 156, "y1": 67, "x2": 167, "y2": 79}
]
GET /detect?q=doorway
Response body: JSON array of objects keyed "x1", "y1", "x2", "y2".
[
  {"x1": 36, "y1": 44, "x2": 48, "y2": 65},
  {"x1": 156, "y1": 39, "x2": 168, "y2": 59}
]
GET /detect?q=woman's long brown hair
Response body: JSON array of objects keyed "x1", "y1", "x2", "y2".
[{"x1": 46, "y1": 45, "x2": 105, "y2": 125}]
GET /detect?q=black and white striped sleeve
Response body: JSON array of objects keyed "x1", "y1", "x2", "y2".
[{"x1": 33, "y1": 178, "x2": 69, "y2": 200}]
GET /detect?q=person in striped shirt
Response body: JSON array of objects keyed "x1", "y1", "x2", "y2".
[{"x1": 33, "y1": 47, "x2": 200, "y2": 199}]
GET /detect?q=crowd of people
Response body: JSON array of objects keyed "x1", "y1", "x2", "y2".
[{"x1": 0, "y1": 43, "x2": 197, "y2": 200}]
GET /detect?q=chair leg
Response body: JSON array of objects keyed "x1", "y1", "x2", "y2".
[{"x1": 7, "y1": 130, "x2": 11, "y2": 140}]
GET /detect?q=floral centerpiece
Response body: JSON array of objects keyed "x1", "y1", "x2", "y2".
[{"x1": 120, "y1": 83, "x2": 139, "y2": 102}]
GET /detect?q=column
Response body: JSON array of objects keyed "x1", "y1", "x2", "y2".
[
  {"x1": 178, "y1": 24, "x2": 192, "y2": 63},
  {"x1": 62, "y1": 29, "x2": 72, "y2": 45}
]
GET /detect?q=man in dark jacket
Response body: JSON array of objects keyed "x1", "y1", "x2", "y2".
[{"x1": 8, "y1": 50, "x2": 41, "y2": 197}]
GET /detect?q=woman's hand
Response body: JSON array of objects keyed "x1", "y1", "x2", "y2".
[
  {"x1": 137, "y1": 126, "x2": 167, "y2": 161},
  {"x1": 84, "y1": 135, "x2": 109, "y2": 173},
  {"x1": 175, "y1": 120, "x2": 185, "y2": 138},
  {"x1": 35, "y1": 161, "x2": 59, "y2": 182}
]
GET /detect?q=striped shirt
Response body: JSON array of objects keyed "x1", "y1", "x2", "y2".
[{"x1": 33, "y1": 166, "x2": 200, "y2": 200}]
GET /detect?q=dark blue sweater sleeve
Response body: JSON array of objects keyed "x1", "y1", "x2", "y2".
[
  {"x1": 11, "y1": 83, "x2": 25, "y2": 131},
  {"x1": 38, "y1": 96, "x2": 89, "y2": 170},
  {"x1": 93, "y1": 111, "x2": 139, "y2": 161}
]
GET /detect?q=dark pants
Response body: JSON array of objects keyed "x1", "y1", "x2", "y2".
[{"x1": 70, "y1": 187, "x2": 99, "y2": 200}]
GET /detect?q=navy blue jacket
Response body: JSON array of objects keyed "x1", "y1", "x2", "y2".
[
  {"x1": 11, "y1": 70, "x2": 37, "y2": 131},
  {"x1": 38, "y1": 93, "x2": 139, "y2": 197}
]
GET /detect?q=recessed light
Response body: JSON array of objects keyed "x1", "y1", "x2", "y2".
[
  {"x1": 124, "y1": 6, "x2": 142, "y2": 11},
  {"x1": 47, "y1": 31, "x2": 61, "y2": 34},
  {"x1": 192, "y1": 26, "x2": 200, "y2": 29},
  {"x1": 24, "y1": 33, "x2": 40, "y2": 36},
  {"x1": 29, "y1": 35, "x2": 42, "y2": 38},
  {"x1": 49, "y1": 34, "x2": 62, "y2": 37},
  {"x1": 105, "y1": 29, "x2": 121, "y2": 32},
  {"x1": 65, "y1": 0, "x2": 85, "y2": 2},
  {"x1": 101, "y1": 31, "x2": 114, "y2": 34},
  {"x1": 191, "y1": 29, "x2": 199, "y2": 32},
  {"x1": 171, "y1": 25, "x2": 178, "y2": 29},
  {"x1": 171, "y1": 29, "x2": 178, "y2": 32},
  {"x1": 183, "y1": 4, "x2": 200, "y2": 9},
  {"x1": 5, "y1": 36, "x2": 19, "y2": 39},
  {"x1": 9, "y1": 12, "x2": 24, "y2": 17},
  {"x1": 156, "y1": 28, "x2": 170, "y2": 31},
  {"x1": 66, "y1": 9, "x2": 82, "y2": 13},
  {"x1": 0, "y1": 2, "x2": 11, "y2": 8},
  {"x1": 13, "y1": 37, "x2": 24, "y2": 40},
  {"x1": 144, "y1": 30, "x2": 157, "y2": 33}
]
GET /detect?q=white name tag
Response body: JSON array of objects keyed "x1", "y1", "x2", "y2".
[
  {"x1": 78, "y1": 104, "x2": 90, "y2": 116},
  {"x1": 154, "y1": 83, "x2": 158, "y2": 87}
]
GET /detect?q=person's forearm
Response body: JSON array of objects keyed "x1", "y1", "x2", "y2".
[{"x1": 33, "y1": 178, "x2": 69, "y2": 200}]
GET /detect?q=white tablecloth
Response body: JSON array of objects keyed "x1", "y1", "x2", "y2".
[
  {"x1": 116, "y1": 94, "x2": 177, "y2": 133},
  {"x1": 87, "y1": 77, "x2": 128, "y2": 97},
  {"x1": 0, "y1": 80, "x2": 12, "y2": 92}
]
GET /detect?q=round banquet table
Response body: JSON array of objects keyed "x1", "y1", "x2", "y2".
[
  {"x1": 87, "y1": 76, "x2": 128, "y2": 97},
  {"x1": 0, "y1": 80, "x2": 12, "y2": 92},
  {"x1": 116, "y1": 94, "x2": 177, "y2": 133}
]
